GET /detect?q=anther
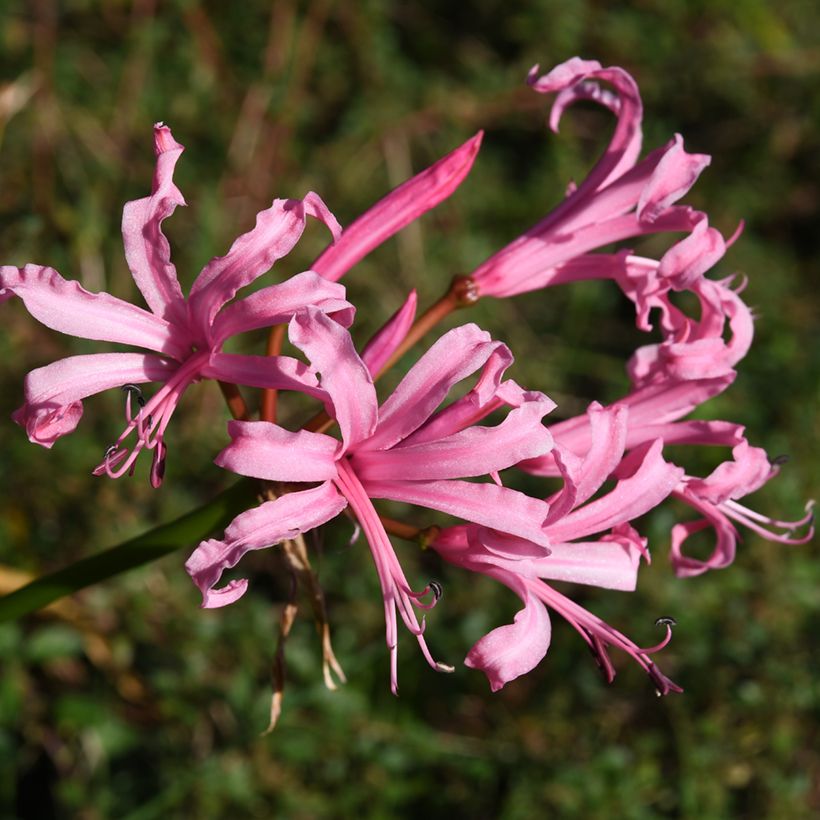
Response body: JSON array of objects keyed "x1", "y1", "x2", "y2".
[
  {"x1": 103, "y1": 444, "x2": 119, "y2": 460},
  {"x1": 654, "y1": 616, "x2": 677, "y2": 628},
  {"x1": 429, "y1": 580, "x2": 443, "y2": 601},
  {"x1": 772, "y1": 454, "x2": 790, "y2": 466}
]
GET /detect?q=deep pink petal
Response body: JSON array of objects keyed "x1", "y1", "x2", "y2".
[
  {"x1": 658, "y1": 216, "x2": 726, "y2": 290},
  {"x1": 360, "y1": 290, "x2": 418, "y2": 378},
  {"x1": 0, "y1": 265, "x2": 188, "y2": 358},
  {"x1": 686, "y1": 439, "x2": 773, "y2": 504},
  {"x1": 208, "y1": 271, "x2": 354, "y2": 347},
  {"x1": 364, "y1": 477, "x2": 552, "y2": 547},
  {"x1": 288, "y1": 308, "x2": 378, "y2": 450},
  {"x1": 215, "y1": 420, "x2": 338, "y2": 482},
  {"x1": 120, "y1": 123, "x2": 187, "y2": 322},
  {"x1": 185, "y1": 482, "x2": 347, "y2": 608},
  {"x1": 188, "y1": 193, "x2": 340, "y2": 328},
  {"x1": 12, "y1": 352, "x2": 174, "y2": 447},
  {"x1": 528, "y1": 58, "x2": 643, "y2": 193},
  {"x1": 311, "y1": 133, "x2": 483, "y2": 282},
  {"x1": 364, "y1": 324, "x2": 505, "y2": 451}
]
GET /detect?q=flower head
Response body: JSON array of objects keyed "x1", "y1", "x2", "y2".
[
  {"x1": 1, "y1": 124, "x2": 353, "y2": 484},
  {"x1": 186, "y1": 307, "x2": 556, "y2": 692}
]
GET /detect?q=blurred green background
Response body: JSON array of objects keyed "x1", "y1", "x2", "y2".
[{"x1": 1, "y1": 1, "x2": 818, "y2": 818}]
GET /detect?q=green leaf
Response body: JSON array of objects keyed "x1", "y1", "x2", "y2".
[{"x1": 0, "y1": 479, "x2": 254, "y2": 622}]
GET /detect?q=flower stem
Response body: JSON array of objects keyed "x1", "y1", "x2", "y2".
[
  {"x1": 218, "y1": 381, "x2": 250, "y2": 420},
  {"x1": 260, "y1": 324, "x2": 287, "y2": 422}
]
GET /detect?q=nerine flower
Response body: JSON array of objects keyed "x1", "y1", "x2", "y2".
[
  {"x1": 468, "y1": 57, "x2": 720, "y2": 301},
  {"x1": 433, "y1": 402, "x2": 684, "y2": 694},
  {"x1": 0, "y1": 124, "x2": 353, "y2": 485},
  {"x1": 186, "y1": 307, "x2": 556, "y2": 692}
]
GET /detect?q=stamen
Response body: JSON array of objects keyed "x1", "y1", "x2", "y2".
[
  {"x1": 771, "y1": 454, "x2": 790, "y2": 466},
  {"x1": 638, "y1": 617, "x2": 677, "y2": 654},
  {"x1": 429, "y1": 580, "x2": 443, "y2": 601}
]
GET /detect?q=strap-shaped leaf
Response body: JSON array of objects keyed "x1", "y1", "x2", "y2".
[{"x1": 0, "y1": 479, "x2": 253, "y2": 622}]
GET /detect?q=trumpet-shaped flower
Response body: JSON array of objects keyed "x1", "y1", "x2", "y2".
[
  {"x1": 186, "y1": 308, "x2": 556, "y2": 692},
  {"x1": 433, "y1": 403, "x2": 684, "y2": 693},
  {"x1": 1, "y1": 124, "x2": 353, "y2": 485}
]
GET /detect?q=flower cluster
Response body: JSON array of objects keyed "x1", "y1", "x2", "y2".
[{"x1": 2, "y1": 58, "x2": 811, "y2": 701}]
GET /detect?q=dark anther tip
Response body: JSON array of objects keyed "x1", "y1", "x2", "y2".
[
  {"x1": 771, "y1": 454, "x2": 790, "y2": 466},
  {"x1": 655, "y1": 616, "x2": 677, "y2": 628},
  {"x1": 429, "y1": 580, "x2": 443, "y2": 601}
]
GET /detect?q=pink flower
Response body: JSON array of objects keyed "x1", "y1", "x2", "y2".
[
  {"x1": 1, "y1": 124, "x2": 353, "y2": 485},
  {"x1": 185, "y1": 308, "x2": 556, "y2": 692},
  {"x1": 469, "y1": 57, "x2": 718, "y2": 300},
  {"x1": 432, "y1": 403, "x2": 684, "y2": 693}
]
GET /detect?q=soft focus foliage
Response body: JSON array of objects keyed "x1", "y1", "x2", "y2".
[{"x1": 0, "y1": 2, "x2": 818, "y2": 818}]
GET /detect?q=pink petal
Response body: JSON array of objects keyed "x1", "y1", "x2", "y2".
[
  {"x1": 658, "y1": 216, "x2": 726, "y2": 289},
  {"x1": 352, "y1": 400, "x2": 553, "y2": 481},
  {"x1": 188, "y1": 193, "x2": 340, "y2": 328},
  {"x1": 0, "y1": 264, "x2": 188, "y2": 358},
  {"x1": 288, "y1": 308, "x2": 378, "y2": 450},
  {"x1": 546, "y1": 440, "x2": 683, "y2": 542},
  {"x1": 364, "y1": 324, "x2": 505, "y2": 451},
  {"x1": 686, "y1": 439, "x2": 773, "y2": 504},
  {"x1": 185, "y1": 482, "x2": 347, "y2": 608},
  {"x1": 201, "y1": 352, "x2": 321, "y2": 394},
  {"x1": 120, "y1": 123, "x2": 187, "y2": 323},
  {"x1": 12, "y1": 352, "x2": 174, "y2": 447},
  {"x1": 364, "y1": 477, "x2": 552, "y2": 547},
  {"x1": 360, "y1": 290, "x2": 418, "y2": 377},
  {"x1": 208, "y1": 271, "x2": 354, "y2": 347},
  {"x1": 669, "y1": 496, "x2": 738, "y2": 578},
  {"x1": 464, "y1": 571, "x2": 551, "y2": 692},
  {"x1": 215, "y1": 420, "x2": 338, "y2": 482},
  {"x1": 311, "y1": 133, "x2": 483, "y2": 282}
]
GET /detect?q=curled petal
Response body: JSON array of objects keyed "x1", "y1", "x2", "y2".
[
  {"x1": 121, "y1": 123, "x2": 187, "y2": 322},
  {"x1": 12, "y1": 353, "x2": 175, "y2": 448},
  {"x1": 686, "y1": 440, "x2": 773, "y2": 504},
  {"x1": 185, "y1": 482, "x2": 347, "y2": 608},
  {"x1": 311, "y1": 133, "x2": 483, "y2": 282},
  {"x1": 670, "y1": 495, "x2": 739, "y2": 578},
  {"x1": 465, "y1": 571, "x2": 551, "y2": 692},
  {"x1": 658, "y1": 216, "x2": 726, "y2": 290}
]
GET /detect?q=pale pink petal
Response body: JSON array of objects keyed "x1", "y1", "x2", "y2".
[
  {"x1": 188, "y1": 193, "x2": 340, "y2": 328},
  {"x1": 185, "y1": 481, "x2": 347, "y2": 608},
  {"x1": 352, "y1": 400, "x2": 553, "y2": 481},
  {"x1": 12, "y1": 352, "x2": 175, "y2": 447},
  {"x1": 360, "y1": 290, "x2": 418, "y2": 377},
  {"x1": 466, "y1": 525, "x2": 642, "y2": 591},
  {"x1": 364, "y1": 477, "x2": 552, "y2": 547},
  {"x1": 208, "y1": 271, "x2": 354, "y2": 347},
  {"x1": 311, "y1": 133, "x2": 483, "y2": 282},
  {"x1": 201, "y1": 352, "x2": 320, "y2": 394},
  {"x1": 546, "y1": 440, "x2": 683, "y2": 542},
  {"x1": 636, "y1": 134, "x2": 711, "y2": 223},
  {"x1": 464, "y1": 571, "x2": 551, "y2": 692},
  {"x1": 120, "y1": 123, "x2": 187, "y2": 322},
  {"x1": 288, "y1": 308, "x2": 378, "y2": 450},
  {"x1": 215, "y1": 420, "x2": 338, "y2": 482},
  {"x1": 364, "y1": 324, "x2": 505, "y2": 451},
  {"x1": 0, "y1": 265, "x2": 188, "y2": 358},
  {"x1": 669, "y1": 495, "x2": 738, "y2": 578},
  {"x1": 686, "y1": 440, "x2": 773, "y2": 504}
]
